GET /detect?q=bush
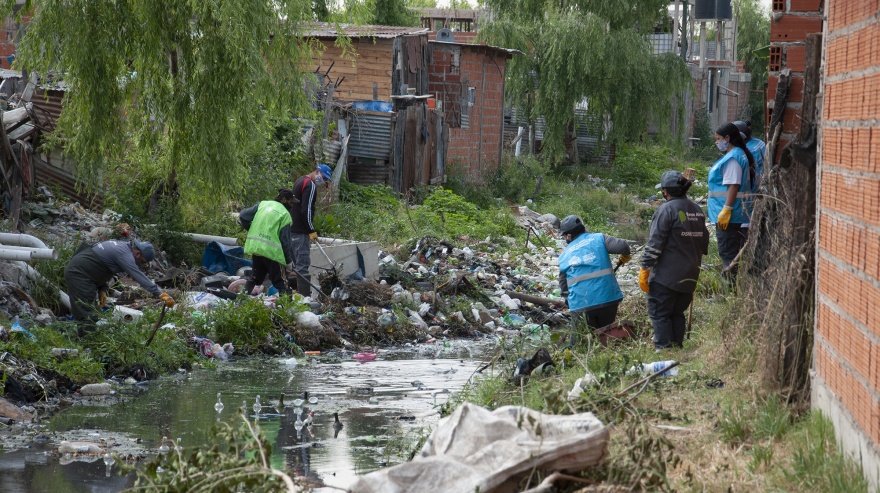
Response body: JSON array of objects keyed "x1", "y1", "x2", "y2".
[{"x1": 82, "y1": 312, "x2": 195, "y2": 379}]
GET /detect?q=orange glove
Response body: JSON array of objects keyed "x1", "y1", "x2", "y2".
[
  {"x1": 308, "y1": 232, "x2": 318, "y2": 242},
  {"x1": 639, "y1": 268, "x2": 650, "y2": 293},
  {"x1": 717, "y1": 205, "x2": 733, "y2": 230},
  {"x1": 159, "y1": 292, "x2": 175, "y2": 308},
  {"x1": 98, "y1": 289, "x2": 108, "y2": 308}
]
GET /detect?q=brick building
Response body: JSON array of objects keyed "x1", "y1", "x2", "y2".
[
  {"x1": 770, "y1": 0, "x2": 880, "y2": 487},
  {"x1": 428, "y1": 39, "x2": 514, "y2": 180}
]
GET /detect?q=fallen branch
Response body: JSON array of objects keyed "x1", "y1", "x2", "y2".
[
  {"x1": 505, "y1": 290, "x2": 564, "y2": 307},
  {"x1": 520, "y1": 472, "x2": 595, "y2": 493}
]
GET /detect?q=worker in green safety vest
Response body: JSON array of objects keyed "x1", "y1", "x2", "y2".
[{"x1": 241, "y1": 189, "x2": 298, "y2": 295}]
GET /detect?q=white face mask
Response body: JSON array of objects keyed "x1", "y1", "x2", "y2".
[
  {"x1": 716, "y1": 140, "x2": 730, "y2": 152},
  {"x1": 314, "y1": 174, "x2": 326, "y2": 185}
]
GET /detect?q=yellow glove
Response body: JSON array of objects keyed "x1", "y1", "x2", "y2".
[
  {"x1": 717, "y1": 205, "x2": 733, "y2": 230},
  {"x1": 639, "y1": 268, "x2": 650, "y2": 293},
  {"x1": 618, "y1": 254, "x2": 632, "y2": 266},
  {"x1": 98, "y1": 289, "x2": 108, "y2": 308},
  {"x1": 159, "y1": 292, "x2": 175, "y2": 308},
  {"x1": 308, "y1": 232, "x2": 318, "y2": 242}
]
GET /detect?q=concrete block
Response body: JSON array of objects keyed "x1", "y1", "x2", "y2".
[{"x1": 307, "y1": 238, "x2": 379, "y2": 296}]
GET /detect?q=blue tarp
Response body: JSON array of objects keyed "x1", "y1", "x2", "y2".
[
  {"x1": 201, "y1": 241, "x2": 251, "y2": 274},
  {"x1": 352, "y1": 100, "x2": 393, "y2": 112}
]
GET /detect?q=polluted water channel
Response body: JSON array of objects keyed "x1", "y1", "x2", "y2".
[{"x1": 0, "y1": 341, "x2": 489, "y2": 492}]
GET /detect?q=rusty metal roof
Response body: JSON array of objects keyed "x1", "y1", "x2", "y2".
[
  {"x1": 303, "y1": 23, "x2": 429, "y2": 39},
  {"x1": 429, "y1": 40, "x2": 521, "y2": 58}
]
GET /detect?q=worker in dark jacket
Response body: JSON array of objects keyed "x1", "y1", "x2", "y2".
[
  {"x1": 558, "y1": 215, "x2": 631, "y2": 330},
  {"x1": 290, "y1": 163, "x2": 332, "y2": 297},
  {"x1": 64, "y1": 239, "x2": 174, "y2": 327},
  {"x1": 242, "y1": 189, "x2": 298, "y2": 296},
  {"x1": 639, "y1": 170, "x2": 710, "y2": 350}
]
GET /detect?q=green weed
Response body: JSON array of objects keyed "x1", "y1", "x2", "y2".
[
  {"x1": 749, "y1": 443, "x2": 774, "y2": 472},
  {"x1": 0, "y1": 324, "x2": 104, "y2": 384},
  {"x1": 82, "y1": 312, "x2": 194, "y2": 379},
  {"x1": 776, "y1": 412, "x2": 869, "y2": 493},
  {"x1": 718, "y1": 400, "x2": 752, "y2": 445},
  {"x1": 753, "y1": 396, "x2": 793, "y2": 441}
]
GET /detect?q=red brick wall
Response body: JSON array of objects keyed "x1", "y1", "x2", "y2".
[
  {"x1": 815, "y1": 0, "x2": 880, "y2": 458},
  {"x1": 428, "y1": 43, "x2": 506, "y2": 180},
  {"x1": 766, "y1": 0, "x2": 824, "y2": 157}
]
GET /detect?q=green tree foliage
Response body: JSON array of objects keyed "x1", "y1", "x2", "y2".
[
  {"x1": 330, "y1": 0, "x2": 418, "y2": 25},
  {"x1": 479, "y1": 0, "x2": 691, "y2": 161},
  {"x1": 9, "y1": 0, "x2": 313, "y2": 207},
  {"x1": 313, "y1": 0, "x2": 331, "y2": 21},
  {"x1": 734, "y1": 0, "x2": 770, "y2": 135},
  {"x1": 374, "y1": 0, "x2": 416, "y2": 25}
]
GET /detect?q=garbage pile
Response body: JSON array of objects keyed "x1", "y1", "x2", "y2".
[{"x1": 2, "y1": 191, "x2": 641, "y2": 356}]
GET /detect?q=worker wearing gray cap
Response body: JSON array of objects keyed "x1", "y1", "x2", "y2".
[
  {"x1": 640, "y1": 170, "x2": 709, "y2": 350},
  {"x1": 64, "y1": 239, "x2": 174, "y2": 328}
]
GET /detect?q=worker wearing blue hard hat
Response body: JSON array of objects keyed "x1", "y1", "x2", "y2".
[{"x1": 289, "y1": 163, "x2": 333, "y2": 297}]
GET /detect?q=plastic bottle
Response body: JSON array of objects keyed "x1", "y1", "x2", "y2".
[{"x1": 628, "y1": 360, "x2": 679, "y2": 377}]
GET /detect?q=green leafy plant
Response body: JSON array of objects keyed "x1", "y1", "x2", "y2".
[{"x1": 127, "y1": 415, "x2": 297, "y2": 492}]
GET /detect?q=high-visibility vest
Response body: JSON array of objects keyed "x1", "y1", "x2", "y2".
[
  {"x1": 708, "y1": 147, "x2": 751, "y2": 224},
  {"x1": 558, "y1": 233, "x2": 622, "y2": 312},
  {"x1": 243, "y1": 201, "x2": 291, "y2": 265}
]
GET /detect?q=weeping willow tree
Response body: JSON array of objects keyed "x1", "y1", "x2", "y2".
[
  {"x1": 480, "y1": 0, "x2": 692, "y2": 162},
  {"x1": 5, "y1": 0, "x2": 314, "y2": 209}
]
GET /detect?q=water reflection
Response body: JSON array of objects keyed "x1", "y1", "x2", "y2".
[{"x1": 1, "y1": 343, "x2": 487, "y2": 492}]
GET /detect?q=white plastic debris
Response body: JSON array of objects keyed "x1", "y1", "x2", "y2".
[
  {"x1": 498, "y1": 294, "x2": 521, "y2": 311},
  {"x1": 79, "y1": 383, "x2": 113, "y2": 396},
  {"x1": 186, "y1": 291, "x2": 224, "y2": 310},
  {"x1": 112, "y1": 306, "x2": 143, "y2": 323},
  {"x1": 296, "y1": 311, "x2": 321, "y2": 330},
  {"x1": 567, "y1": 371, "x2": 599, "y2": 401},
  {"x1": 59, "y1": 441, "x2": 104, "y2": 455},
  {"x1": 408, "y1": 310, "x2": 428, "y2": 330}
]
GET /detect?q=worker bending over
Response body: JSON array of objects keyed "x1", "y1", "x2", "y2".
[
  {"x1": 242, "y1": 189, "x2": 298, "y2": 296},
  {"x1": 558, "y1": 215, "x2": 631, "y2": 330},
  {"x1": 64, "y1": 239, "x2": 174, "y2": 329}
]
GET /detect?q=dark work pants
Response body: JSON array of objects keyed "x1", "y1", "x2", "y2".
[
  {"x1": 568, "y1": 302, "x2": 620, "y2": 346},
  {"x1": 716, "y1": 223, "x2": 747, "y2": 269},
  {"x1": 245, "y1": 255, "x2": 288, "y2": 295},
  {"x1": 572, "y1": 302, "x2": 620, "y2": 329},
  {"x1": 648, "y1": 282, "x2": 694, "y2": 348},
  {"x1": 64, "y1": 248, "x2": 113, "y2": 324},
  {"x1": 290, "y1": 233, "x2": 312, "y2": 297}
]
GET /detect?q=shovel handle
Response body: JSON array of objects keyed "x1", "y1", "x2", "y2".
[{"x1": 144, "y1": 305, "x2": 168, "y2": 347}]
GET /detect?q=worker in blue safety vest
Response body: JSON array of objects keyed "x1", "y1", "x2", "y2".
[
  {"x1": 557, "y1": 215, "x2": 631, "y2": 330},
  {"x1": 733, "y1": 119, "x2": 767, "y2": 234},
  {"x1": 708, "y1": 122, "x2": 756, "y2": 274}
]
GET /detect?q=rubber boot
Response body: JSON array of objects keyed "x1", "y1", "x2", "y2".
[
  {"x1": 296, "y1": 276, "x2": 312, "y2": 298},
  {"x1": 243, "y1": 280, "x2": 256, "y2": 296}
]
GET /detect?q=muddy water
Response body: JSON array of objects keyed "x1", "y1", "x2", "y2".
[{"x1": 0, "y1": 341, "x2": 490, "y2": 492}]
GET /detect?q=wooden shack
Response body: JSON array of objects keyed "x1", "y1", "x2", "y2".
[{"x1": 306, "y1": 24, "x2": 447, "y2": 194}]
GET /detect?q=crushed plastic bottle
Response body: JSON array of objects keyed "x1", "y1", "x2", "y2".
[
  {"x1": 503, "y1": 313, "x2": 527, "y2": 327},
  {"x1": 627, "y1": 360, "x2": 679, "y2": 377}
]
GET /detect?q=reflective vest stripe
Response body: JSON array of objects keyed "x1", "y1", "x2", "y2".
[
  {"x1": 569, "y1": 267, "x2": 614, "y2": 285},
  {"x1": 708, "y1": 191, "x2": 753, "y2": 198}
]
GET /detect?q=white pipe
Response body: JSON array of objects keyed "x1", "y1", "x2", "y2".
[
  {"x1": 178, "y1": 233, "x2": 238, "y2": 246},
  {"x1": 18, "y1": 261, "x2": 70, "y2": 310},
  {"x1": 0, "y1": 248, "x2": 34, "y2": 261},
  {"x1": 0, "y1": 244, "x2": 58, "y2": 260},
  {"x1": 0, "y1": 232, "x2": 50, "y2": 249}
]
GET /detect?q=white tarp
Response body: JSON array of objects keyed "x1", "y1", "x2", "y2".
[{"x1": 349, "y1": 403, "x2": 609, "y2": 493}]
